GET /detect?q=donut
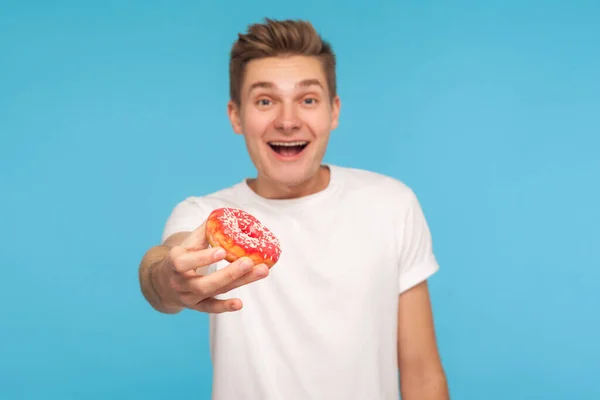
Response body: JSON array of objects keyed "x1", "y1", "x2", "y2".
[{"x1": 205, "y1": 207, "x2": 282, "y2": 268}]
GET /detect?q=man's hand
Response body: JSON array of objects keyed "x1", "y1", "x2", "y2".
[{"x1": 152, "y1": 220, "x2": 270, "y2": 313}]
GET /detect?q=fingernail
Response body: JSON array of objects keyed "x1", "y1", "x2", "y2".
[
  {"x1": 256, "y1": 265, "x2": 269, "y2": 277},
  {"x1": 214, "y1": 248, "x2": 226, "y2": 259},
  {"x1": 240, "y1": 258, "x2": 253, "y2": 270}
]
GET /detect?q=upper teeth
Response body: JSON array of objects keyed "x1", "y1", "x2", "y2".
[{"x1": 269, "y1": 141, "x2": 308, "y2": 146}]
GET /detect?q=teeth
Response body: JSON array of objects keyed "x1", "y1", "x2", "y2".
[{"x1": 268, "y1": 141, "x2": 308, "y2": 147}]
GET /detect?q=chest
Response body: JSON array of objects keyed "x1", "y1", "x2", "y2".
[
  {"x1": 256, "y1": 208, "x2": 399, "y2": 304},
  {"x1": 209, "y1": 203, "x2": 401, "y2": 312}
]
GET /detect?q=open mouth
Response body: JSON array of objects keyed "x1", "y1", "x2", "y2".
[{"x1": 267, "y1": 141, "x2": 309, "y2": 158}]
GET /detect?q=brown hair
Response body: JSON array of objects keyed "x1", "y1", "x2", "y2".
[{"x1": 229, "y1": 18, "x2": 337, "y2": 106}]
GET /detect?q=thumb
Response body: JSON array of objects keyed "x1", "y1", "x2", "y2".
[{"x1": 180, "y1": 219, "x2": 209, "y2": 251}]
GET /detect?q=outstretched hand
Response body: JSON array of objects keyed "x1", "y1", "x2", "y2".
[{"x1": 157, "y1": 220, "x2": 269, "y2": 313}]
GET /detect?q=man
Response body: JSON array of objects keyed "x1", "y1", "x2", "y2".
[{"x1": 139, "y1": 18, "x2": 449, "y2": 400}]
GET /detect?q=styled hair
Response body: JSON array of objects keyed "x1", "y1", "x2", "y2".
[{"x1": 229, "y1": 18, "x2": 337, "y2": 106}]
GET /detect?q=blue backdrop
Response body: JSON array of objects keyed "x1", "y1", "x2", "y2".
[{"x1": 1, "y1": 1, "x2": 598, "y2": 399}]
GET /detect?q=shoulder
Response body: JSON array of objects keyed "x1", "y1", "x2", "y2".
[{"x1": 332, "y1": 164, "x2": 417, "y2": 205}]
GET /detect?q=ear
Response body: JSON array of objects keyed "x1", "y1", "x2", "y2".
[
  {"x1": 227, "y1": 100, "x2": 243, "y2": 134},
  {"x1": 330, "y1": 95, "x2": 341, "y2": 131}
]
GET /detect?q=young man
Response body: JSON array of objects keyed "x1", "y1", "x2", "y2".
[{"x1": 139, "y1": 18, "x2": 449, "y2": 400}]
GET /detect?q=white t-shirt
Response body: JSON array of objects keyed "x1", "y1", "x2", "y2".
[{"x1": 161, "y1": 164, "x2": 440, "y2": 400}]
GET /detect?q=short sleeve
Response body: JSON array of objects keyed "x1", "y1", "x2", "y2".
[
  {"x1": 397, "y1": 189, "x2": 440, "y2": 294},
  {"x1": 161, "y1": 197, "x2": 207, "y2": 243}
]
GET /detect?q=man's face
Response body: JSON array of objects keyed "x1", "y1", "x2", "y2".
[{"x1": 228, "y1": 55, "x2": 340, "y2": 192}]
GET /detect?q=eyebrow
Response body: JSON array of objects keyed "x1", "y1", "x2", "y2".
[{"x1": 248, "y1": 79, "x2": 324, "y2": 93}]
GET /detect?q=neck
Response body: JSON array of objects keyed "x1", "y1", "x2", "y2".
[{"x1": 248, "y1": 165, "x2": 330, "y2": 200}]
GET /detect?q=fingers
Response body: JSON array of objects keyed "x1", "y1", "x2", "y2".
[
  {"x1": 169, "y1": 245, "x2": 226, "y2": 274},
  {"x1": 193, "y1": 297, "x2": 244, "y2": 313},
  {"x1": 218, "y1": 263, "x2": 269, "y2": 295},
  {"x1": 172, "y1": 262, "x2": 269, "y2": 297},
  {"x1": 180, "y1": 220, "x2": 209, "y2": 251},
  {"x1": 175, "y1": 291, "x2": 240, "y2": 313},
  {"x1": 166, "y1": 248, "x2": 271, "y2": 314},
  {"x1": 171, "y1": 256, "x2": 255, "y2": 297}
]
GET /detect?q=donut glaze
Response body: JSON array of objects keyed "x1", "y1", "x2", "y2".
[{"x1": 205, "y1": 207, "x2": 282, "y2": 268}]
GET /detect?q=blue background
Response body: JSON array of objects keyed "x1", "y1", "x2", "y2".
[{"x1": 1, "y1": 1, "x2": 599, "y2": 399}]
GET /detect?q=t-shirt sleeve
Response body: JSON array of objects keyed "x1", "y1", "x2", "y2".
[
  {"x1": 161, "y1": 197, "x2": 207, "y2": 244},
  {"x1": 397, "y1": 189, "x2": 440, "y2": 294}
]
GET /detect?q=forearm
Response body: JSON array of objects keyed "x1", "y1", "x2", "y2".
[
  {"x1": 138, "y1": 245, "x2": 184, "y2": 314},
  {"x1": 400, "y1": 371, "x2": 449, "y2": 400}
]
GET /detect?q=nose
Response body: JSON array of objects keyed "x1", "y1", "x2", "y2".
[{"x1": 273, "y1": 103, "x2": 301, "y2": 134}]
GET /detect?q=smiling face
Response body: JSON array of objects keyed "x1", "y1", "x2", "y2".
[{"x1": 227, "y1": 55, "x2": 341, "y2": 199}]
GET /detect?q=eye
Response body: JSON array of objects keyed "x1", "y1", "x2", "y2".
[
  {"x1": 256, "y1": 98, "x2": 272, "y2": 107},
  {"x1": 303, "y1": 97, "x2": 318, "y2": 105}
]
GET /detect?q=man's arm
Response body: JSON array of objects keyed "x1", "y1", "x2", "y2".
[
  {"x1": 397, "y1": 281, "x2": 449, "y2": 399},
  {"x1": 138, "y1": 232, "x2": 190, "y2": 314}
]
